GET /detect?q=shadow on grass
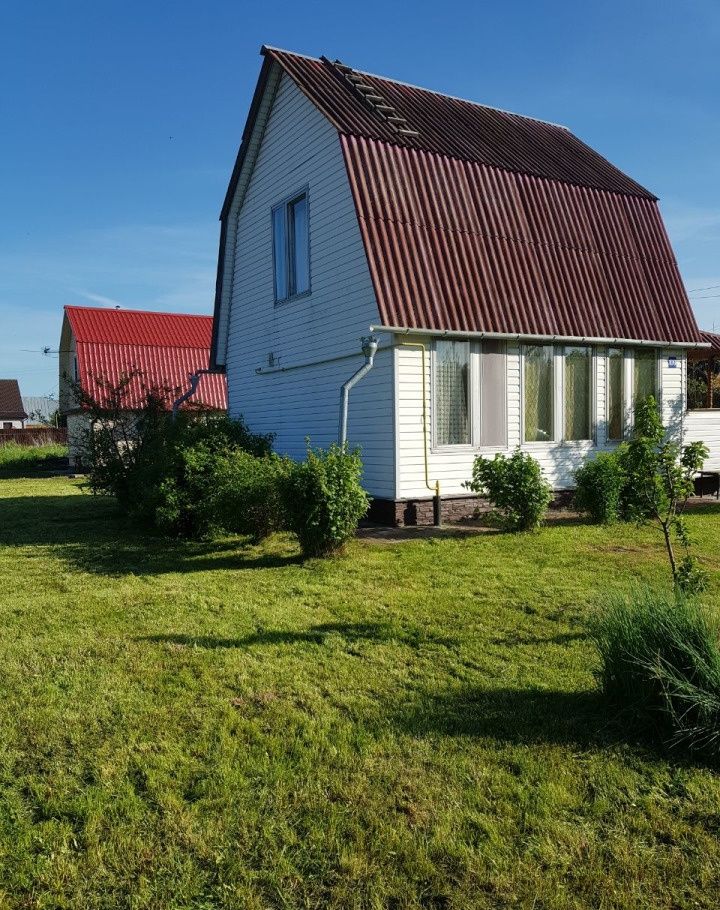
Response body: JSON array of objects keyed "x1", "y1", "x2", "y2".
[
  {"x1": 395, "y1": 686, "x2": 628, "y2": 749},
  {"x1": 139, "y1": 622, "x2": 456, "y2": 650},
  {"x1": 490, "y1": 631, "x2": 587, "y2": 647},
  {"x1": 0, "y1": 493, "x2": 301, "y2": 575},
  {"x1": 395, "y1": 685, "x2": 720, "y2": 767}
]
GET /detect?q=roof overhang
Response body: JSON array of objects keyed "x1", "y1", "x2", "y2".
[{"x1": 371, "y1": 324, "x2": 712, "y2": 350}]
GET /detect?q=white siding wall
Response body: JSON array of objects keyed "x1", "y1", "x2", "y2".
[
  {"x1": 223, "y1": 73, "x2": 394, "y2": 497},
  {"x1": 396, "y1": 341, "x2": 691, "y2": 498},
  {"x1": 685, "y1": 411, "x2": 720, "y2": 470}
]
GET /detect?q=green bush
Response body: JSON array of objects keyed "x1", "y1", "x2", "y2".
[
  {"x1": 81, "y1": 398, "x2": 274, "y2": 535},
  {"x1": 205, "y1": 450, "x2": 292, "y2": 541},
  {"x1": 590, "y1": 590, "x2": 720, "y2": 759},
  {"x1": 574, "y1": 449, "x2": 627, "y2": 524},
  {"x1": 465, "y1": 449, "x2": 552, "y2": 531},
  {"x1": 154, "y1": 446, "x2": 292, "y2": 541},
  {"x1": 286, "y1": 444, "x2": 369, "y2": 558}
]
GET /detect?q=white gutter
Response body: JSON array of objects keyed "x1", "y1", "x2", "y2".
[{"x1": 370, "y1": 324, "x2": 711, "y2": 350}]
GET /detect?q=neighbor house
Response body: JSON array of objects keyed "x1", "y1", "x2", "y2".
[
  {"x1": 0, "y1": 380, "x2": 28, "y2": 430},
  {"x1": 686, "y1": 330, "x2": 720, "y2": 469},
  {"x1": 210, "y1": 46, "x2": 717, "y2": 524},
  {"x1": 59, "y1": 306, "x2": 227, "y2": 463},
  {"x1": 22, "y1": 396, "x2": 57, "y2": 427}
]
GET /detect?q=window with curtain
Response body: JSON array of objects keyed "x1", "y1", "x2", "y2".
[
  {"x1": 272, "y1": 191, "x2": 310, "y2": 301},
  {"x1": 607, "y1": 347, "x2": 624, "y2": 440},
  {"x1": 633, "y1": 349, "x2": 657, "y2": 406},
  {"x1": 564, "y1": 346, "x2": 591, "y2": 440},
  {"x1": 524, "y1": 344, "x2": 554, "y2": 442},
  {"x1": 434, "y1": 340, "x2": 470, "y2": 445}
]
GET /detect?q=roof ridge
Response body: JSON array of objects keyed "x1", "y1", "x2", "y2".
[
  {"x1": 65, "y1": 305, "x2": 213, "y2": 320},
  {"x1": 262, "y1": 45, "x2": 570, "y2": 132}
]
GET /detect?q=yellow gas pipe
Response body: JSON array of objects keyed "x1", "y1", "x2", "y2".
[{"x1": 398, "y1": 341, "x2": 442, "y2": 525}]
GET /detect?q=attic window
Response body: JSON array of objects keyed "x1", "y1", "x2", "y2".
[{"x1": 272, "y1": 191, "x2": 310, "y2": 303}]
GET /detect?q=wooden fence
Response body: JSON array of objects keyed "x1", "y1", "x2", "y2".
[{"x1": 0, "y1": 428, "x2": 67, "y2": 447}]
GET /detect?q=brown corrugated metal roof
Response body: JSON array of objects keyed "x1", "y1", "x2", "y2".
[
  {"x1": 213, "y1": 48, "x2": 702, "y2": 354},
  {"x1": 0, "y1": 380, "x2": 27, "y2": 421},
  {"x1": 263, "y1": 47, "x2": 654, "y2": 199},
  {"x1": 701, "y1": 331, "x2": 720, "y2": 354},
  {"x1": 65, "y1": 307, "x2": 227, "y2": 411},
  {"x1": 341, "y1": 135, "x2": 701, "y2": 343}
]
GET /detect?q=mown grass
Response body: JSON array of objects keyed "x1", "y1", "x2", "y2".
[
  {"x1": 0, "y1": 477, "x2": 719, "y2": 908},
  {"x1": 0, "y1": 442, "x2": 67, "y2": 477}
]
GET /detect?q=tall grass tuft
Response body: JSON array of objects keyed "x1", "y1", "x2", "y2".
[
  {"x1": 589, "y1": 590, "x2": 720, "y2": 760},
  {"x1": 0, "y1": 442, "x2": 68, "y2": 477}
]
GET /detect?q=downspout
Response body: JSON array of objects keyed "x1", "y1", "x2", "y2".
[
  {"x1": 397, "y1": 341, "x2": 442, "y2": 527},
  {"x1": 338, "y1": 336, "x2": 378, "y2": 446},
  {"x1": 172, "y1": 368, "x2": 215, "y2": 420}
]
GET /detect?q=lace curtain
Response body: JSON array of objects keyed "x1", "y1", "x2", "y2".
[{"x1": 435, "y1": 341, "x2": 469, "y2": 445}]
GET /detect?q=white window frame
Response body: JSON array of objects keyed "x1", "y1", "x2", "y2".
[
  {"x1": 521, "y1": 343, "x2": 558, "y2": 447},
  {"x1": 630, "y1": 347, "x2": 661, "y2": 411},
  {"x1": 272, "y1": 187, "x2": 311, "y2": 304},
  {"x1": 521, "y1": 344, "x2": 598, "y2": 448},
  {"x1": 606, "y1": 346, "x2": 626, "y2": 443},
  {"x1": 430, "y1": 340, "x2": 509, "y2": 452},
  {"x1": 559, "y1": 344, "x2": 595, "y2": 445},
  {"x1": 431, "y1": 339, "x2": 475, "y2": 451}
]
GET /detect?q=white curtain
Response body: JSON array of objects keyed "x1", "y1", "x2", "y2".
[{"x1": 435, "y1": 341, "x2": 469, "y2": 445}]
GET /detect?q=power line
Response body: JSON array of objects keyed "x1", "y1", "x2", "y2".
[
  {"x1": 688, "y1": 284, "x2": 720, "y2": 293},
  {"x1": 689, "y1": 294, "x2": 720, "y2": 300}
]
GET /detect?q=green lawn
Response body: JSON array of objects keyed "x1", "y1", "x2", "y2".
[{"x1": 1, "y1": 477, "x2": 720, "y2": 909}]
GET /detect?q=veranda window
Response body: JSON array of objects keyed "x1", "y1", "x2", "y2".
[
  {"x1": 434, "y1": 340, "x2": 470, "y2": 445},
  {"x1": 524, "y1": 344, "x2": 554, "y2": 442},
  {"x1": 564, "y1": 346, "x2": 592, "y2": 440},
  {"x1": 607, "y1": 347, "x2": 624, "y2": 440},
  {"x1": 633, "y1": 349, "x2": 657, "y2": 405}
]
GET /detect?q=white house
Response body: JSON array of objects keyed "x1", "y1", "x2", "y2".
[{"x1": 210, "y1": 46, "x2": 719, "y2": 524}]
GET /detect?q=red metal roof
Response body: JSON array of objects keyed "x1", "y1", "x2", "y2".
[
  {"x1": 0, "y1": 379, "x2": 27, "y2": 421},
  {"x1": 252, "y1": 49, "x2": 701, "y2": 347},
  {"x1": 65, "y1": 306, "x2": 227, "y2": 411}
]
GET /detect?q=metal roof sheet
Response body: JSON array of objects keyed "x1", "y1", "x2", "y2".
[
  {"x1": 64, "y1": 307, "x2": 227, "y2": 411},
  {"x1": 213, "y1": 48, "x2": 702, "y2": 358},
  {"x1": 341, "y1": 135, "x2": 701, "y2": 344},
  {"x1": 0, "y1": 380, "x2": 28, "y2": 421},
  {"x1": 263, "y1": 47, "x2": 654, "y2": 199},
  {"x1": 700, "y1": 331, "x2": 720, "y2": 354}
]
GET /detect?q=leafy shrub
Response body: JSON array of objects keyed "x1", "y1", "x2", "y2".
[
  {"x1": 590, "y1": 590, "x2": 720, "y2": 759},
  {"x1": 574, "y1": 449, "x2": 627, "y2": 524},
  {"x1": 465, "y1": 449, "x2": 551, "y2": 531},
  {"x1": 286, "y1": 444, "x2": 369, "y2": 557},
  {"x1": 210, "y1": 450, "x2": 292, "y2": 541},
  {"x1": 153, "y1": 447, "x2": 291, "y2": 541},
  {"x1": 78, "y1": 380, "x2": 274, "y2": 535}
]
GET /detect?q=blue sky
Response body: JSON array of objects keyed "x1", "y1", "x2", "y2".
[{"x1": 1, "y1": 0, "x2": 719, "y2": 395}]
